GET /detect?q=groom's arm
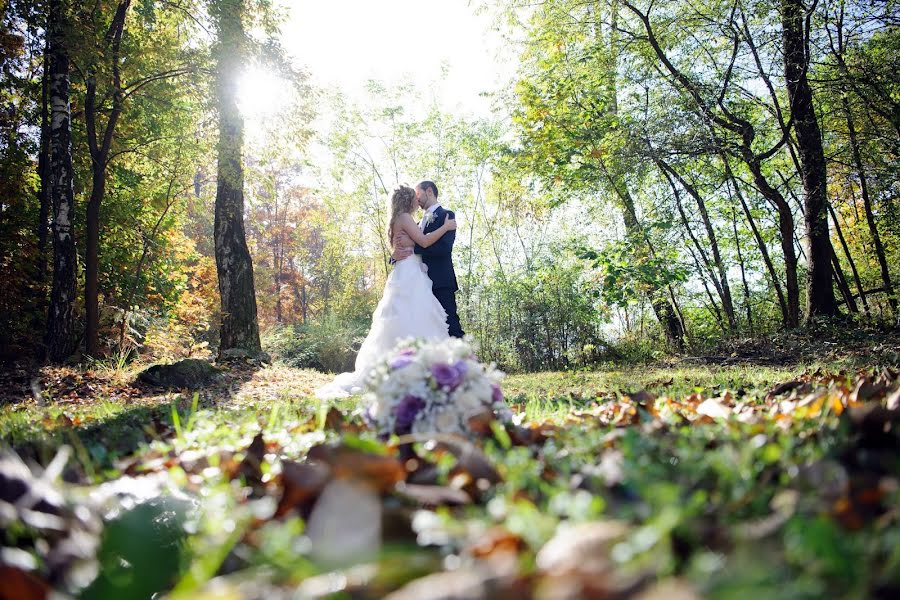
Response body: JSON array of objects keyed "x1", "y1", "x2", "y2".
[{"x1": 414, "y1": 211, "x2": 455, "y2": 257}]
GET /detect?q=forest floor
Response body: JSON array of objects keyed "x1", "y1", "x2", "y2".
[{"x1": 1, "y1": 327, "x2": 899, "y2": 599}]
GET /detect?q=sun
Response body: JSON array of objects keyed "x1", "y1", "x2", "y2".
[{"x1": 237, "y1": 67, "x2": 290, "y2": 120}]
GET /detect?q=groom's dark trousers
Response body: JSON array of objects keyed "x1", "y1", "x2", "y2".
[{"x1": 415, "y1": 206, "x2": 465, "y2": 338}]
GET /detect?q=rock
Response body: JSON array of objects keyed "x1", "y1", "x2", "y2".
[{"x1": 137, "y1": 359, "x2": 220, "y2": 389}]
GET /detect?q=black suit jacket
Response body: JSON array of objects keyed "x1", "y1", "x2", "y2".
[{"x1": 414, "y1": 206, "x2": 458, "y2": 291}]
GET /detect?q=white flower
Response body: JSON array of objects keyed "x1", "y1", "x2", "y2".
[
  {"x1": 454, "y1": 390, "x2": 484, "y2": 416},
  {"x1": 369, "y1": 397, "x2": 392, "y2": 420},
  {"x1": 433, "y1": 408, "x2": 461, "y2": 433}
]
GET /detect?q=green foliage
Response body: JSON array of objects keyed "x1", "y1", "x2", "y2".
[
  {"x1": 465, "y1": 256, "x2": 606, "y2": 372},
  {"x1": 578, "y1": 233, "x2": 688, "y2": 309},
  {"x1": 262, "y1": 319, "x2": 368, "y2": 373},
  {"x1": 81, "y1": 498, "x2": 191, "y2": 600}
]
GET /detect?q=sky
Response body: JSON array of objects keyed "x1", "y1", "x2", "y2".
[
  {"x1": 236, "y1": 1, "x2": 516, "y2": 190},
  {"x1": 262, "y1": 0, "x2": 510, "y2": 117}
]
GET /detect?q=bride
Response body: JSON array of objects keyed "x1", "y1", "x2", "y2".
[{"x1": 315, "y1": 185, "x2": 456, "y2": 399}]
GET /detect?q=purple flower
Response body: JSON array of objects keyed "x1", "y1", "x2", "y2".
[
  {"x1": 393, "y1": 395, "x2": 425, "y2": 434},
  {"x1": 491, "y1": 384, "x2": 504, "y2": 405},
  {"x1": 397, "y1": 347, "x2": 416, "y2": 356},
  {"x1": 431, "y1": 362, "x2": 465, "y2": 390},
  {"x1": 390, "y1": 355, "x2": 413, "y2": 370}
]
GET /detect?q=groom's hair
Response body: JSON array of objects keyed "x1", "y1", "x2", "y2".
[{"x1": 418, "y1": 180, "x2": 439, "y2": 198}]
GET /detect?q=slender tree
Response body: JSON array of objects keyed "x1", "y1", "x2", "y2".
[
  {"x1": 842, "y1": 98, "x2": 896, "y2": 314},
  {"x1": 211, "y1": 0, "x2": 261, "y2": 354},
  {"x1": 83, "y1": 0, "x2": 131, "y2": 356},
  {"x1": 37, "y1": 29, "x2": 51, "y2": 285},
  {"x1": 44, "y1": 0, "x2": 78, "y2": 361}
]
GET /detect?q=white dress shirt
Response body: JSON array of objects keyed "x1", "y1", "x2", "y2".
[{"x1": 420, "y1": 203, "x2": 441, "y2": 231}]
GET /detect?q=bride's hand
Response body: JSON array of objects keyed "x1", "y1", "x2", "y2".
[
  {"x1": 442, "y1": 215, "x2": 457, "y2": 231},
  {"x1": 394, "y1": 230, "x2": 413, "y2": 247}
]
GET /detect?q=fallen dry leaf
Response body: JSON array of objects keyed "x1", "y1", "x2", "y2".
[
  {"x1": 394, "y1": 482, "x2": 471, "y2": 507},
  {"x1": 536, "y1": 520, "x2": 630, "y2": 576},
  {"x1": 274, "y1": 460, "x2": 331, "y2": 518},
  {"x1": 307, "y1": 443, "x2": 406, "y2": 493},
  {"x1": 0, "y1": 566, "x2": 50, "y2": 600},
  {"x1": 696, "y1": 398, "x2": 732, "y2": 420}
]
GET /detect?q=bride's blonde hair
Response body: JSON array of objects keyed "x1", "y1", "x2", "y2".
[{"x1": 388, "y1": 185, "x2": 416, "y2": 245}]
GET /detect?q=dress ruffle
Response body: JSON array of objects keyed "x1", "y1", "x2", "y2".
[{"x1": 315, "y1": 255, "x2": 449, "y2": 399}]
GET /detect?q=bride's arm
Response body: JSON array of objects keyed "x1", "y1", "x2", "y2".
[{"x1": 398, "y1": 213, "x2": 456, "y2": 248}]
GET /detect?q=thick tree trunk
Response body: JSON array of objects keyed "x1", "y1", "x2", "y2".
[
  {"x1": 45, "y1": 0, "x2": 78, "y2": 362},
  {"x1": 213, "y1": 0, "x2": 261, "y2": 354},
  {"x1": 781, "y1": 0, "x2": 839, "y2": 320},
  {"x1": 843, "y1": 98, "x2": 896, "y2": 314}
]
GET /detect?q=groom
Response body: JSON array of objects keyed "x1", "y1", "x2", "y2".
[{"x1": 393, "y1": 180, "x2": 464, "y2": 338}]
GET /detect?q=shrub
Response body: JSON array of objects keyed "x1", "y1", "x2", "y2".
[{"x1": 263, "y1": 318, "x2": 367, "y2": 373}]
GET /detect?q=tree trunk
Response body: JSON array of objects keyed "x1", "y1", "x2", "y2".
[
  {"x1": 606, "y1": 167, "x2": 686, "y2": 349},
  {"x1": 828, "y1": 202, "x2": 868, "y2": 312},
  {"x1": 213, "y1": 0, "x2": 261, "y2": 354},
  {"x1": 623, "y1": 1, "x2": 800, "y2": 327},
  {"x1": 723, "y1": 158, "x2": 790, "y2": 326},
  {"x1": 743, "y1": 151, "x2": 800, "y2": 327},
  {"x1": 687, "y1": 240, "x2": 728, "y2": 334},
  {"x1": 45, "y1": 0, "x2": 78, "y2": 362},
  {"x1": 83, "y1": 0, "x2": 130, "y2": 356},
  {"x1": 593, "y1": 2, "x2": 685, "y2": 348},
  {"x1": 830, "y1": 247, "x2": 857, "y2": 313},
  {"x1": 37, "y1": 34, "x2": 51, "y2": 285},
  {"x1": 781, "y1": 0, "x2": 839, "y2": 320},
  {"x1": 84, "y1": 160, "x2": 105, "y2": 355},
  {"x1": 843, "y1": 97, "x2": 896, "y2": 314},
  {"x1": 659, "y1": 159, "x2": 736, "y2": 331},
  {"x1": 730, "y1": 208, "x2": 754, "y2": 333}
]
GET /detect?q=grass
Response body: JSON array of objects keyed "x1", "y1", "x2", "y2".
[
  {"x1": 2, "y1": 363, "x2": 809, "y2": 462},
  {"x1": 2, "y1": 359, "x2": 898, "y2": 599},
  {"x1": 506, "y1": 364, "x2": 818, "y2": 399},
  {"x1": 0, "y1": 361, "x2": 858, "y2": 482}
]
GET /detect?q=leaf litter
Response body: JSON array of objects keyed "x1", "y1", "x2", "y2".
[{"x1": 1, "y1": 366, "x2": 898, "y2": 599}]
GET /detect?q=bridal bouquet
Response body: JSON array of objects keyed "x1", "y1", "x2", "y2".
[{"x1": 362, "y1": 338, "x2": 510, "y2": 437}]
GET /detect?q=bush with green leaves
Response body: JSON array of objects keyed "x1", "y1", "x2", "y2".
[{"x1": 262, "y1": 319, "x2": 367, "y2": 373}]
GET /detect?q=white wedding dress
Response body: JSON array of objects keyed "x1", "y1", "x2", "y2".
[{"x1": 315, "y1": 253, "x2": 449, "y2": 399}]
